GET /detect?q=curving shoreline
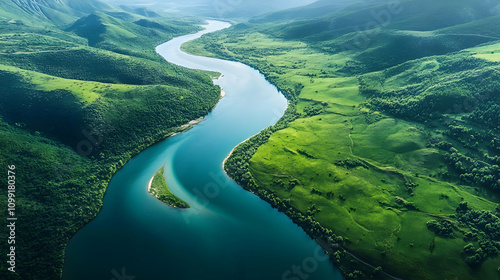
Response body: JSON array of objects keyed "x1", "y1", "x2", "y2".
[{"x1": 64, "y1": 20, "x2": 340, "y2": 280}]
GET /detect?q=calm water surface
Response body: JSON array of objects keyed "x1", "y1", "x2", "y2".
[{"x1": 63, "y1": 20, "x2": 342, "y2": 280}]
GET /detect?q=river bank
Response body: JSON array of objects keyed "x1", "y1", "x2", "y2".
[{"x1": 63, "y1": 20, "x2": 340, "y2": 280}]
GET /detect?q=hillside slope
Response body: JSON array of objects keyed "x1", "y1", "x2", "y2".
[
  {"x1": 0, "y1": 1, "x2": 220, "y2": 279},
  {"x1": 253, "y1": 0, "x2": 500, "y2": 74},
  {"x1": 184, "y1": 1, "x2": 500, "y2": 279},
  {"x1": 0, "y1": 0, "x2": 118, "y2": 26}
]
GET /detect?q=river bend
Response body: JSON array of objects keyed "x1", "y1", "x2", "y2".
[{"x1": 63, "y1": 20, "x2": 342, "y2": 280}]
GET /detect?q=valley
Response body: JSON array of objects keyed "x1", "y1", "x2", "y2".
[
  {"x1": 0, "y1": 1, "x2": 220, "y2": 279},
  {"x1": 1, "y1": 0, "x2": 499, "y2": 279},
  {"x1": 184, "y1": 1, "x2": 500, "y2": 279}
]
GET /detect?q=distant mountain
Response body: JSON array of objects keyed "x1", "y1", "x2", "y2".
[
  {"x1": 251, "y1": 0, "x2": 373, "y2": 23},
  {"x1": 253, "y1": 0, "x2": 500, "y2": 73},
  {"x1": 0, "y1": 0, "x2": 117, "y2": 26},
  {"x1": 99, "y1": 0, "x2": 316, "y2": 18},
  {"x1": 119, "y1": 5, "x2": 161, "y2": 17},
  {"x1": 257, "y1": 0, "x2": 500, "y2": 38}
]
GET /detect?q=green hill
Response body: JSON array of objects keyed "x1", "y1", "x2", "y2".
[
  {"x1": 118, "y1": 6, "x2": 162, "y2": 18},
  {"x1": 0, "y1": 0, "x2": 118, "y2": 27},
  {"x1": 251, "y1": 0, "x2": 500, "y2": 74},
  {"x1": 0, "y1": 1, "x2": 220, "y2": 279},
  {"x1": 257, "y1": 0, "x2": 499, "y2": 36},
  {"x1": 184, "y1": 0, "x2": 500, "y2": 279},
  {"x1": 66, "y1": 11, "x2": 200, "y2": 59}
]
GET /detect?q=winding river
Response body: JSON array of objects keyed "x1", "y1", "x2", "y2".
[{"x1": 63, "y1": 20, "x2": 342, "y2": 280}]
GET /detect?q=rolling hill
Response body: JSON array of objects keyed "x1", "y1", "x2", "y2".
[
  {"x1": 183, "y1": 0, "x2": 500, "y2": 279},
  {"x1": 0, "y1": 0, "x2": 118, "y2": 26},
  {"x1": 0, "y1": 1, "x2": 220, "y2": 279},
  {"x1": 252, "y1": 0, "x2": 500, "y2": 73}
]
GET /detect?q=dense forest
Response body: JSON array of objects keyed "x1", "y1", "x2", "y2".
[
  {"x1": 0, "y1": 1, "x2": 220, "y2": 279},
  {"x1": 184, "y1": 0, "x2": 500, "y2": 279}
]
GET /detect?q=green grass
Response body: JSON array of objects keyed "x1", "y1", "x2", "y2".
[
  {"x1": 149, "y1": 166, "x2": 189, "y2": 208},
  {"x1": 470, "y1": 41, "x2": 500, "y2": 62},
  {"x1": 186, "y1": 19, "x2": 500, "y2": 280},
  {"x1": 249, "y1": 110, "x2": 499, "y2": 280},
  {"x1": 0, "y1": 6, "x2": 219, "y2": 280},
  {"x1": 68, "y1": 12, "x2": 202, "y2": 61},
  {"x1": 0, "y1": 64, "x2": 129, "y2": 104}
]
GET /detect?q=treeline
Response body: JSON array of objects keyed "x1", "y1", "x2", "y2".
[
  {"x1": 0, "y1": 69, "x2": 221, "y2": 159},
  {"x1": 468, "y1": 102, "x2": 500, "y2": 132},
  {"x1": 456, "y1": 202, "x2": 500, "y2": 266},
  {"x1": 426, "y1": 219, "x2": 454, "y2": 238},
  {"x1": 1, "y1": 48, "x2": 213, "y2": 88},
  {"x1": 0, "y1": 119, "x2": 107, "y2": 279},
  {"x1": 0, "y1": 71, "x2": 85, "y2": 145},
  {"x1": 81, "y1": 84, "x2": 221, "y2": 159},
  {"x1": 0, "y1": 32, "x2": 81, "y2": 54},
  {"x1": 431, "y1": 138, "x2": 500, "y2": 192},
  {"x1": 363, "y1": 64, "x2": 500, "y2": 124}
]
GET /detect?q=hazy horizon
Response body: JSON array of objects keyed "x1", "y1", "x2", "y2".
[{"x1": 98, "y1": 0, "x2": 317, "y2": 18}]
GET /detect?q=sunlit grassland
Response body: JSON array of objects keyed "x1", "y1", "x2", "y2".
[
  {"x1": 0, "y1": 64, "x2": 137, "y2": 104},
  {"x1": 250, "y1": 111, "x2": 497, "y2": 279},
  {"x1": 185, "y1": 30, "x2": 500, "y2": 280},
  {"x1": 469, "y1": 41, "x2": 500, "y2": 62}
]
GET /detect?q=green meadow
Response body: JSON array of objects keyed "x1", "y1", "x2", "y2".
[
  {"x1": 470, "y1": 42, "x2": 500, "y2": 63},
  {"x1": 1, "y1": 0, "x2": 499, "y2": 279},
  {"x1": 0, "y1": 64, "x2": 134, "y2": 104},
  {"x1": 185, "y1": 5, "x2": 500, "y2": 278}
]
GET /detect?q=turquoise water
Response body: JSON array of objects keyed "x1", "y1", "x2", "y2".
[{"x1": 63, "y1": 20, "x2": 342, "y2": 280}]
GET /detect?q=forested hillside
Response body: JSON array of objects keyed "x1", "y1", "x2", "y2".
[
  {"x1": 184, "y1": 0, "x2": 500, "y2": 279},
  {"x1": 0, "y1": 1, "x2": 220, "y2": 279}
]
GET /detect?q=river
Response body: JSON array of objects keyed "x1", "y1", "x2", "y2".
[{"x1": 62, "y1": 20, "x2": 342, "y2": 280}]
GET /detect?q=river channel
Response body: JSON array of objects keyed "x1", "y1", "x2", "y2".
[{"x1": 63, "y1": 20, "x2": 342, "y2": 280}]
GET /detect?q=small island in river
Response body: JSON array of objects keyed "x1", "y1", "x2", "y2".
[{"x1": 149, "y1": 166, "x2": 190, "y2": 208}]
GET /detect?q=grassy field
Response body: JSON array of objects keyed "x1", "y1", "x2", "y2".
[
  {"x1": 470, "y1": 42, "x2": 500, "y2": 62},
  {"x1": 0, "y1": 64, "x2": 135, "y2": 104},
  {"x1": 184, "y1": 23, "x2": 500, "y2": 280},
  {"x1": 149, "y1": 166, "x2": 190, "y2": 208}
]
